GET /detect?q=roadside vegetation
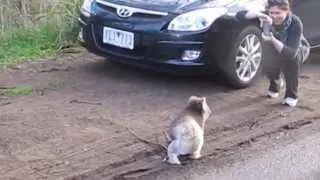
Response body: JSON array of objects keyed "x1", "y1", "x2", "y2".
[
  {"x1": 3, "y1": 86, "x2": 33, "y2": 97},
  {"x1": 0, "y1": 0, "x2": 83, "y2": 67}
]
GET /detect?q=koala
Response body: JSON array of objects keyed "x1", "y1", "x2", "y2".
[{"x1": 166, "y1": 96, "x2": 211, "y2": 165}]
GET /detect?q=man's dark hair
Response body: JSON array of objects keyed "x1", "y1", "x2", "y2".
[{"x1": 267, "y1": 0, "x2": 291, "y2": 10}]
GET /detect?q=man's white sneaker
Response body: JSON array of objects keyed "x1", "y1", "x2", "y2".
[
  {"x1": 267, "y1": 78, "x2": 284, "y2": 99},
  {"x1": 283, "y1": 97, "x2": 298, "y2": 107},
  {"x1": 267, "y1": 91, "x2": 279, "y2": 98}
]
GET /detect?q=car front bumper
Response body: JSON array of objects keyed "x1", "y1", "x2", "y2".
[{"x1": 78, "y1": 14, "x2": 218, "y2": 75}]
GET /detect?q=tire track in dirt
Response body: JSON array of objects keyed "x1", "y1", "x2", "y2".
[
  {"x1": 66, "y1": 95, "x2": 319, "y2": 180},
  {"x1": 1, "y1": 54, "x2": 319, "y2": 180},
  {"x1": 130, "y1": 100, "x2": 318, "y2": 178},
  {"x1": 1, "y1": 101, "x2": 169, "y2": 179},
  {"x1": 116, "y1": 116, "x2": 320, "y2": 180},
  {"x1": 4, "y1": 126, "x2": 146, "y2": 179}
]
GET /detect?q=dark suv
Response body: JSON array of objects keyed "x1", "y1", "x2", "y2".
[{"x1": 78, "y1": 0, "x2": 320, "y2": 88}]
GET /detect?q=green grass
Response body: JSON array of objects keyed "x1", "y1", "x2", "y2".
[
  {"x1": 3, "y1": 86, "x2": 33, "y2": 97},
  {"x1": 0, "y1": 24, "x2": 59, "y2": 67},
  {"x1": 0, "y1": 0, "x2": 84, "y2": 67}
]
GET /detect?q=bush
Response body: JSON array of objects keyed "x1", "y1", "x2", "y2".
[{"x1": 0, "y1": 0, "x2": 83, "y2": 66}]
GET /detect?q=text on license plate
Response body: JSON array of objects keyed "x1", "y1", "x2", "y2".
[{"x1": 103, "y1": 27, "x2": 134, "y2": 50}]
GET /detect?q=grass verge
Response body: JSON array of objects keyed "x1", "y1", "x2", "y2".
[
  {"x1": 3, "y1": 86, "x2": 33, "y2": 97},
  {"x1": 0, "y1": 0, "x2": 83, "y2": 67},
  {"x1": 0, "y1": 24, "x2": 59, "y2": 67}
]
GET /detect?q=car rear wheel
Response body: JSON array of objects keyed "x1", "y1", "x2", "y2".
[{"x1": 219, "y1": 25, "x2": 263, "y2": 89}]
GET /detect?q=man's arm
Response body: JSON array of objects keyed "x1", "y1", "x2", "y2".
[
  {"x1": 263, "y1": 16, "x2": 302, "y2": 57},
  {"x1": 271, "y1": 36, "x2": 284, "y2": 53},
  {"x1": 236, "y1": 10, "x2": 272, "y2": 27}
]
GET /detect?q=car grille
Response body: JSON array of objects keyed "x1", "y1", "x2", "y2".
[{"x1": 96, "y1": 0, "x2": 168, "y2": 19}]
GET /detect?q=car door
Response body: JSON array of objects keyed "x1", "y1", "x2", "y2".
[{"x1": 292, "y1": 0, "x2": 320, "y2": 47}]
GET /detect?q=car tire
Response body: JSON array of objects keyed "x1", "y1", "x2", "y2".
[{"x1": 218, "y1": 25, "x2": 263, "y2": 89}]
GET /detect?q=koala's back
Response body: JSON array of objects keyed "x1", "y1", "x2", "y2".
[{"x1": 170, "y1": 116, "x2": 203, "y2": 155}]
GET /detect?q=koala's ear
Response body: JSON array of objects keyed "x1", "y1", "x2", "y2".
[
  {"x1": 201, "y1": 97, "x2": 207, "y2": 108},
  {"x1": 202, "y1": 97, "x2": 206, "y2": 103}
]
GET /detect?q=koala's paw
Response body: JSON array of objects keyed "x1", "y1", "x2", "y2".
[
  {"x1": 167, "y1": 155, "x2": 181, "y2": 165},
  {"x1": 190, "y1": 152, "x2": 201, "y2": 159}
]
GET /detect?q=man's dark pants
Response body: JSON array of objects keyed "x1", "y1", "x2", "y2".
[{"x1": 262, "y1": 42, "x2": 301, "y2": 99}]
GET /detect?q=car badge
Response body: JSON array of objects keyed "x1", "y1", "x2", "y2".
[{"x1": 117, "y1": 7, "x2": 133, "y2": 18}]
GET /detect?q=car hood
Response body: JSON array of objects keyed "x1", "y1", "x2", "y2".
[{"x1": 104, "y1": 0, "x2": 237, "y2": 14}]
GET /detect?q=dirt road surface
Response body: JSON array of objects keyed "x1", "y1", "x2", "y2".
[{"x1": 0, "y1": 52, "x2": 319, "y2": 180}]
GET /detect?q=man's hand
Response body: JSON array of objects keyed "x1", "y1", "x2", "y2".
[
  {"x1": 258, "y1": 14, "x2": 273, "y2": 27},
  {"x1": 244, "y1": 11, "x2": 272, "y2": 27},
  {"x1": 262, "y1": 32, "x2": 284, "y2": 53},
  {"x1": 261, "y1": 32, "x2": 274, "y2": 42}
]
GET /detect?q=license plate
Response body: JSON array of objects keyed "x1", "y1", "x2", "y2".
[{"x1": 103, "y1": 27, "x2": 134, "y2": 50}]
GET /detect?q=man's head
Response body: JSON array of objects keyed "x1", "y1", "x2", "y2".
[{"x1": 267, "y1": 0, "x2": 291, "y2": 25}]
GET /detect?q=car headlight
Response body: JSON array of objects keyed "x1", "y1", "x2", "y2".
[
  {"x1": 167, "y1": 8, "x2": 227, "y2": 31},
  {"x1": 81, "y1": 0, "x2": 94, "y2": 17}
]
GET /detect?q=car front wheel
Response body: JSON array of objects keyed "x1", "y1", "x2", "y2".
[{"x1": 219, "y1": 25, "x2": 263, "y2": 89}]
